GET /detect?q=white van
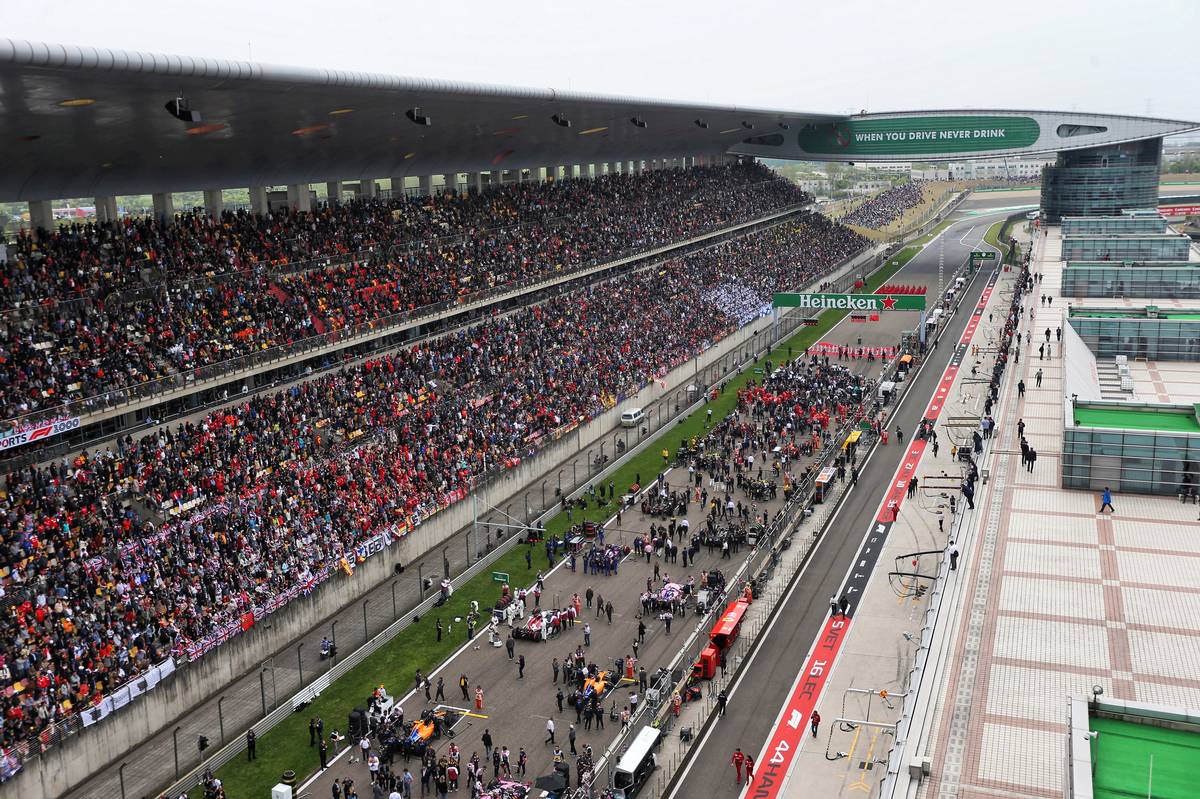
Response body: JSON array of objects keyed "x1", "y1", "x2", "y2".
[
  {"x1": 612, "y1": 726, "x2": 661, "y2": 798},
  {"x1": 620, "y1": 408, "x2": 645, "y2": 428}
]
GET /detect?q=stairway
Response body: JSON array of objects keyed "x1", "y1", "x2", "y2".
[
  {"x1": 1096, "y1": 361, "x2": 1132, "y2": 400},
  {"x1": 266, "y1": 282, "x2": 291, "y2": 305}
]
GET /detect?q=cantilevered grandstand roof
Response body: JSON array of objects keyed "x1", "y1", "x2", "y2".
[
  {"x1": 2, "y1": 40, "x2": 1197, "y2": 201},
  {"x1": 0, "y1": 39, "x2": 843, "y2": 200}
]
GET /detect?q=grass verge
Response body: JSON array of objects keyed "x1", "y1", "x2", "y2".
[
  {"x1": 984, "y1": 212, "x2": 1027, "y2": 264},
  {"x1": 194, "y1": 243, "x2": 924, "y2": 798}
]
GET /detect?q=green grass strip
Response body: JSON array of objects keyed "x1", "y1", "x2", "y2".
[
  {"x1": 1090, "y1": 716, "x2": 1199, "y2": 799},
  {"x1": 192, "y1": 245, "x2": 921, "y2": 798}
]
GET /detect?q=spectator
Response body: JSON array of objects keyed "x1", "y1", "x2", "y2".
[{"x1": 841, "y1": 180, "x2": 928, "y2": 229}]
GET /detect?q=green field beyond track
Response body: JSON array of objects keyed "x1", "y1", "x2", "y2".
[
  {"x1": 1090, "y1": 716, "x2": 1200, "y2": 799},
  {"x1": 1073, "y1": 406, "x2": 1200, "y2": 433}
]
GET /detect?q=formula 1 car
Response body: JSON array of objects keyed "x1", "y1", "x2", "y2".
[
  {"x1": 512, "y1": 607, "x2": 576, "y2": 641},
  {"x1": 568, "y1": 670, "x2": 612, "y2": 706},
  {"x1": 479, "y1": 779, "x2": 531, "y2": 799},
  {"x1": 400, "y1": 707, "x2": 461, "y2": 755}
]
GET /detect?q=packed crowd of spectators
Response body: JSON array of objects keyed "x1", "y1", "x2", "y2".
[
  {"x1": 841, "y1": 180, "x2": 928, "y2": 229},
  {"x1": 0, "y1": 192, "x2": 865, "y2": 757},
  {"x1": 0, "y1": 164, "x2": 809, "y2": 424}
]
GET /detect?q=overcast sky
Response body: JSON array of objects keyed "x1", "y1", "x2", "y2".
[{"x1": 3, "y1": 0, "x2": 1198, "y2": 121}]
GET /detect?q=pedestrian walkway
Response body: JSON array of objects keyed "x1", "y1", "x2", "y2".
[{"x1": 899, "y1": 224, "x2": 1200, "y2": 799}]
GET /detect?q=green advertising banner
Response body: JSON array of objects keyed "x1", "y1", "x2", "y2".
[
  {"x1": 970, "y1": 251, "x2": 997, "y2": 260},
  {"x1": 797, "y1": 115, "x2": 1040, "y2": 156},
  {"x1": 773, "y1": 292, "x2": 926, "y2": 311}
]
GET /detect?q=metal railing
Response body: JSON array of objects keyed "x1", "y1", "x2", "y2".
[
  {"x1": 0, "y1": 208, "x2": 816, "y2": 476},
  {"x1": 0, "y1": 178, "x2": 799, "y2": 321},
  {"x1": 2, "y1": 203, "x2": 808, "y2": 435}
]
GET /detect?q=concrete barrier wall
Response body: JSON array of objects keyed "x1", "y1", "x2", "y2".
[{"x1": 21, "y1": 279, "x2": 800, "y2": 798}]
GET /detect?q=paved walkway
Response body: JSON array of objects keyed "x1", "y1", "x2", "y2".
[{"x1": 904, "y1": 225, "x2": 1200, "y2": 799}]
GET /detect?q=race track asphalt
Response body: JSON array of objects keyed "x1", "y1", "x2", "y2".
[{"x1": 668, "y1": 209, "x2": 1013, "y2": 798}]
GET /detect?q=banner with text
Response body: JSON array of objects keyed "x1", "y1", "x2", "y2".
[
  {"x1": 796, "y1": 115, "x2": 1040, "y2": 156},
  {"x1": 773, "y1": 292, "x2": 926, "y2": 311},
  {"x1": 0, "y1": 415, "x2": 81, "y2": 452}
]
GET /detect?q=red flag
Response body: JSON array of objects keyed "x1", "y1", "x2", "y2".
[{"x1": 240, "y1": 612, "x2": 256, "y2": 631}]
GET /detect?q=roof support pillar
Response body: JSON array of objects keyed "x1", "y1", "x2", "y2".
[
  {"x1": 249, "y1": 186, "x2": 268, "y2": 215},
  {"x1": 388, "y1": 177, "x2": 405, "y2": 199},
  {"x1": 358, "y1": 179, "x2": 378, "y2": 199},
  {"x1": 202, "y1": 189, "x2": 223, "y2": 219},
  {"x1": 469, "y1": 172, "x2": 484, "y2": 193},
  {"x1": 418, "y1": 175, "x2": 433, "y2": 196},
  {"x1": 286, "y1": 183, "x2": 312, "y2": 213},
  {"x1": 442, "y1": 173, "x2": 458, "y2": 195},
  {"x1": 152, "y1": 192, "x2": 175, "y2": 222},
  {"x1": 95, "y1": 195, "x2": 119, "y2": 224},
  {"x1": 27, "y1": 200, "x2": 52, "y2": 234},
  {"x1": 326, "y1": 181, "x2": 344, "y2": 204}
]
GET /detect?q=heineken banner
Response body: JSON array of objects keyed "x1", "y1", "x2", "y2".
[
  {"x1": 773, "y1": 292, "x2": 926, "y2": 311},
  {"x1": 796, "y1": 115, "x2": 1040, "y2": 156}
]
